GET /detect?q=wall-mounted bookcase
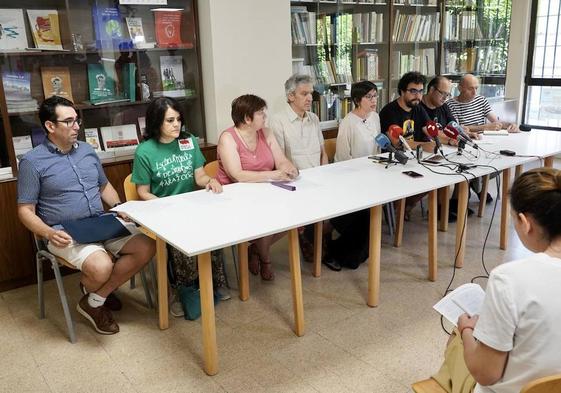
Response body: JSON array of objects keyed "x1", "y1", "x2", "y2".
[
  {"x1": 0, "y1": 0, "x2": 205, "y2": 181},
  {"x1": 290, "y1": 0, "x2": 512, "y2": 129}
]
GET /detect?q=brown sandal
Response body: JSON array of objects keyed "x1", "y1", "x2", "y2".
[
  {"x1": 259, "y1": 259, "x2": 275, "y2": 281},
  {"x1": 248, "y1": 244, "x2": 259, "y2": 276}
]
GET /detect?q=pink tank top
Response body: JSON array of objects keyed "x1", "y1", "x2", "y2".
[{"x1": 216, "y1": 127, "x2": 275, "y2": 185}]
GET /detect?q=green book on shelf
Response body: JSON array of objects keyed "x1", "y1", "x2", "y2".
[
  {"x1": 87, "y1": 63, "x2": 116, "y2": 104},
  {"x1": 121, "y1": 63, "x2": 136, "y2": 102}
]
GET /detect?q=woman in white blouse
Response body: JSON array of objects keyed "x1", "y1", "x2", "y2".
[
  {"x1": 335, "y1": 81, "x2": 381, "y2": 162},
  {"x1": 327, "y1": 81, "x2": 381, "y2": 271}
]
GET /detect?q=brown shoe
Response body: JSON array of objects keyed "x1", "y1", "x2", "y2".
[{"x1": 77, "y1": 294, "x2": 119, "y2": 335}]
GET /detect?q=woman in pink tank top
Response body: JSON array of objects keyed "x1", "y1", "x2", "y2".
[{"x1": 217, "y1": 94, "x2": 298, "y2": 281}]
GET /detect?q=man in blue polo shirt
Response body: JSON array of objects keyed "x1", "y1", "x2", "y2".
[{"x1": 17, "y1": 96, "x2": 155, "y2": 335}]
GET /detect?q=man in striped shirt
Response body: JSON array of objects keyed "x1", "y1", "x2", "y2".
[{"x1": 446, "y1": 74, "x2": 518, "y2": 133}]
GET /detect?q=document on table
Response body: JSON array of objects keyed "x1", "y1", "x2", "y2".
[{"x1": 433, "y1": 283, "x2": 486, "y2": 326}]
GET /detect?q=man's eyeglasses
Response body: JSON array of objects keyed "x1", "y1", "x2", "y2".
[
  {"x1": 55, "y1": 118, "x2": 82, "y2": 128},
  {"x1": 434, "y1": 87, "x2": 451, "y2": 99},
  {"x1": 364, "y1": 93, "x2": 378, "y2": 100},
  {"x1": 405, "y1": 88, "x2": 424, "y2": 96}
]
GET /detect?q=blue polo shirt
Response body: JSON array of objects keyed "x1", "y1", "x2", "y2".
[{"x1": 17, "y1": 139, "x2": 108, "y2": 226}]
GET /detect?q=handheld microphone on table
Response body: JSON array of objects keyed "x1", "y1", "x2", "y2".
[
  {"x1": 447, "y1": 121, "x2": 479, "y2": 149},
  {"x1": 426, "y1": 120, "x2": 443, "y2": 153},
  {"x1": 375, "y1": 133, "x2": 408, "y2": 165},
  {"x1": 389, "y1": 124, "x2": 415, "y2": 158}
]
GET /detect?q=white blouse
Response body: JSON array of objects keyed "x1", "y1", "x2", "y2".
[{"x1": 335, "y1": 111, "x2": 381, "y2": 162}]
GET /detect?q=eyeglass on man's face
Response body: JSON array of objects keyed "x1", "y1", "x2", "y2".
[
  {"x1": 405, "y1": 88, "x2": 424, "y2": 96},
  {"x1": 434, "y1": 87, "x2": 451, "y2": 99},
  {"x1": 55, "y1": 118, "x2": 82, "y2": 128}
]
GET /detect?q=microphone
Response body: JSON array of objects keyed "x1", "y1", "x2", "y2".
[
  {"x1": 447, "y1": 121, "x2": 479, "y2": 149},
  {"x1": 389, "y1": 124, "x2": 415, "y2": 157},
  {"x1": 426, "y1": 120, "x2": 443, "y2": 151},
  {"x1": 375, "y1": 133, "x2": 408, "y2": 165}
]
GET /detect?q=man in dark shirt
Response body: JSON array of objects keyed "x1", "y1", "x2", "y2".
[
  {"x1": 17, "y1": 96, "x2": 155, "y2": 335},
  {"x1": 379, "y1": 71, "x2": 431, "y2": 143},
  {"x1": 421, "y1": 76, "x2": 456, "y2": 127}
]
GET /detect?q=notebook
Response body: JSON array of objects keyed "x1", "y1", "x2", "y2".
[{"x1": 61, "y1": 214, "x2": 130, "y2": 243}]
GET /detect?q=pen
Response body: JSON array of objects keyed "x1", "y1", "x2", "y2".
[{"x1": 271, "y1": 182, "x2": 296, "y2": 191}]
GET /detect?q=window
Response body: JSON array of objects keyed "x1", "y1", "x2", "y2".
[{"x1": 524, "y1": 0, "x2": 561, "y2": 129}]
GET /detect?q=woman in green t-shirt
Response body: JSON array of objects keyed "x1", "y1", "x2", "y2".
[{"x1": 132, "y1": 97, "x2": 228, "y2": 316}]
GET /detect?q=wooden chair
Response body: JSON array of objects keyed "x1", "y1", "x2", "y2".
[
  {"x1": 203, "y1": 161, "x2": 238, "y2": 286},
  {"x1": 324, "y1": 138, "x2": 336, "y2": 163},
  {"x1": 411, "y1": 373, "x2": 561, "y2": 393}
]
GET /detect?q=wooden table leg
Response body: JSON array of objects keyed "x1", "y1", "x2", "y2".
[
  {"x1": 477, "y1": 175, "x2": 490, "y2": 217},
  {"x1": 515, "y1": 164, "x2": 523, "y2": 179},
  {"x1": 288, "y1": 228, "x2": 305, "y2": 336},
  {"x1": 454, "y1": 181, "x2": 468, "y2": 268},
  {"x1": 312, "y1": 222, "x2": 323, "y2": 278},
  {"x1": 428, "y1": 190, "x2": 437, "y2": 282},
  {"x1": 393, "y1": 198, "x2": 405, "y2": 247},
  {"x1": 544, "y1": 156, "x2": 554, "y2": 168},
  {"x1": 156, "y1": 237, "x2": 168, "y2": 330},
  {"x1": 368, "y1": 205, "x2": 382, "y2": 307},
  {"x1": 500, "y1": 168, "x2": 511, "y2": 250},
  {"x1": 238, "y1": 242, "x2": 249, "y2": 301},
  {"x1": 198, "y1": 252, "x2": 218, "y2": 376},
  {"x1": 438, "y1": 186, "x2": 449, "y2": 232}
]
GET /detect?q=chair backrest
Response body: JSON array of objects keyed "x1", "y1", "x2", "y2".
[
  {"x1": 324, "y1": 138, "x2": 336, "y2": 163},
  {"x1": 520, "y1": 373, "x2": 561, "y2": 393},
  {"x1": 204, "y1": 160, "x2": 219, "y2": 178},
  {"x1": 123, "y1": 173, "x2": 139, "y2": 201}
]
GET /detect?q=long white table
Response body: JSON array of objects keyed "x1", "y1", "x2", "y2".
[{"x1": 114, "y1": 129, "x2": 561, "y2": 376}]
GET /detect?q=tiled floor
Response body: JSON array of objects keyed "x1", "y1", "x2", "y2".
[{"x1": 0, "y1": 161, "x2": 555, "y2": 393}]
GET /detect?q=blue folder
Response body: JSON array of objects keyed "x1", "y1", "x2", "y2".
[{"x1": 61, "y1": 214, "x2": 131, "y2": 244}]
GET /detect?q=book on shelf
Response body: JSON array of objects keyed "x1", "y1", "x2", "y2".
[
  {"x1": 41, "y1": 66, "x2": 74, "y2": 102},
  {"x1": 137, "y1": 116, "x2": 146, "y2": 139},
  {"x1": 159, "y1": 55, "x2": 186, "y2": 97},
  {"x1": 12, "y1": 135, "x2": 33, "y2": 165},
  {"x1": 433, "y1": 283, "x2": 485, "y2": 327},
  {"x1": 1, "y1": 71, "x2": 38, "y2": 113},
  {"x1": 392, "y1": 11, "x2": 440, "y2": 42},
  {"x1": 0, "y1": 166, "x2": 13, "y2": 180},
  {"x1": 100, "y1": 124, "x2": 139, "y2": 155},
  {"x1": 392, "y1": 48, "x2": 436, "y2": 77},
  {"x1": 119, "y1": 63, "x2": 137, "y2": 102},
  {"x1": 85, "y1": 128, "x2": 102, "y2": 152},
  {"x1": 355, "y1": 49, "x2": 379, "y2": 81},
  {"x1": 87, "y1": 63, "x2": 117, "y2": 104},
  {"x1": 125, "y1": 17, "x2": 146, "y2": 46},
  {"x1": 0, "y1": 9, "x2": 28, "y2": 50},
  {"x1": 92, "y1": 4, "x2": 131, "y2": 49},
  {"x1": 352, "y1": 12, "x2": 384, "y2": 44},
  {"x1": 154, "y1": 9, "x2": 191, "y2": 48},
  {"x1": 26, "y1": 9, "x2": 63, "y2": 50}
]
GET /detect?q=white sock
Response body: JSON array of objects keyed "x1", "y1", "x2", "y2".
[{"x1": 87, "y1": 293, "x2": 106, "y2": 308}]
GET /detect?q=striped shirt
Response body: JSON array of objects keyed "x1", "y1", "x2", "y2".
[{"x1": 446, "y1": 95, "x2": 492, "y2": 126}]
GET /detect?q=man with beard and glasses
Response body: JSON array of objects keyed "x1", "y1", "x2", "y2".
[{"x1": 379, "y1": 71, "x2": 431, "y2": 146}]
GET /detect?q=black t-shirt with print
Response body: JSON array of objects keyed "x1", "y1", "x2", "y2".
[{"x1": 379, "y1": 99, "x2": 431, "y2": 142}]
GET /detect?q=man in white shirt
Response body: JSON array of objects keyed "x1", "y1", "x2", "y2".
[
  {"x1": 270, "y1": 74, "x2": 330, "y2": 266},
  {"x1": 269, "y1": 74, "x2": 328, "y2": 170}
]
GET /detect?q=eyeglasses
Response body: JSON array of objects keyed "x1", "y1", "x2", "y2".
[
  {"x1": 364, "y1": 93, "x2": 378, "y2": 100},
  {"x1": 434, "y1": 87, "x2": 451, "y2": 99},
  {"x1": 55, "y1": 118, "x2": 82, "y2": 128},
  {"x1": 405, "y1": 88, "x2": 424, "y2": 96}
]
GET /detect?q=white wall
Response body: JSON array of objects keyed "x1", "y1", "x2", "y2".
[
  {"x1": 198, "y1": 0, "x2": 292, "y2": 144},
  {"x1": 505, "y1": 0, "x2": 533, "y2": 119}
]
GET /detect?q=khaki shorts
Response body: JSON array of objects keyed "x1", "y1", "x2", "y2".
[{"x1": 47, "y1": 221, "x2": 142, "y2": 271}]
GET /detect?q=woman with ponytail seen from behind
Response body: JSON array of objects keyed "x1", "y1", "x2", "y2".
[{"x1": 430, "y1": 167, "x2": 561, "y2": 393}]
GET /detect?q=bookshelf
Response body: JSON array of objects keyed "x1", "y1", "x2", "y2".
[
  {"x1": 290, "y1": 0, "x2": 512, "y2": 128},
  {"x1": 0, "y1": 0, "x2": 212, "y2": 291},
  {"x1": 0, "y1": 0, "x2": 206, "y2": 181},
  {"x1": 442, "y1": 0, "x2": 512, "y2": 98}
]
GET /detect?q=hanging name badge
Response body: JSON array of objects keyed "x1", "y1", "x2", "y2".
[{"x1": 178, "y1": 138, "x2": 194, "y2": 151}]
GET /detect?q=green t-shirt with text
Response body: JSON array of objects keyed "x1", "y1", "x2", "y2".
[{"x1": 132, "y1": 136, "x2": 206, "y2": 197}]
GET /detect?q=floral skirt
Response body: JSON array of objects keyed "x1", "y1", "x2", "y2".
[{"x1": 167, "y1": 245, "x2": 227, "y2": 289}]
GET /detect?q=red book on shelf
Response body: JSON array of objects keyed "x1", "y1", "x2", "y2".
[{"x1": 154, "y1": 10, "x2": 192, "y2": 48}]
